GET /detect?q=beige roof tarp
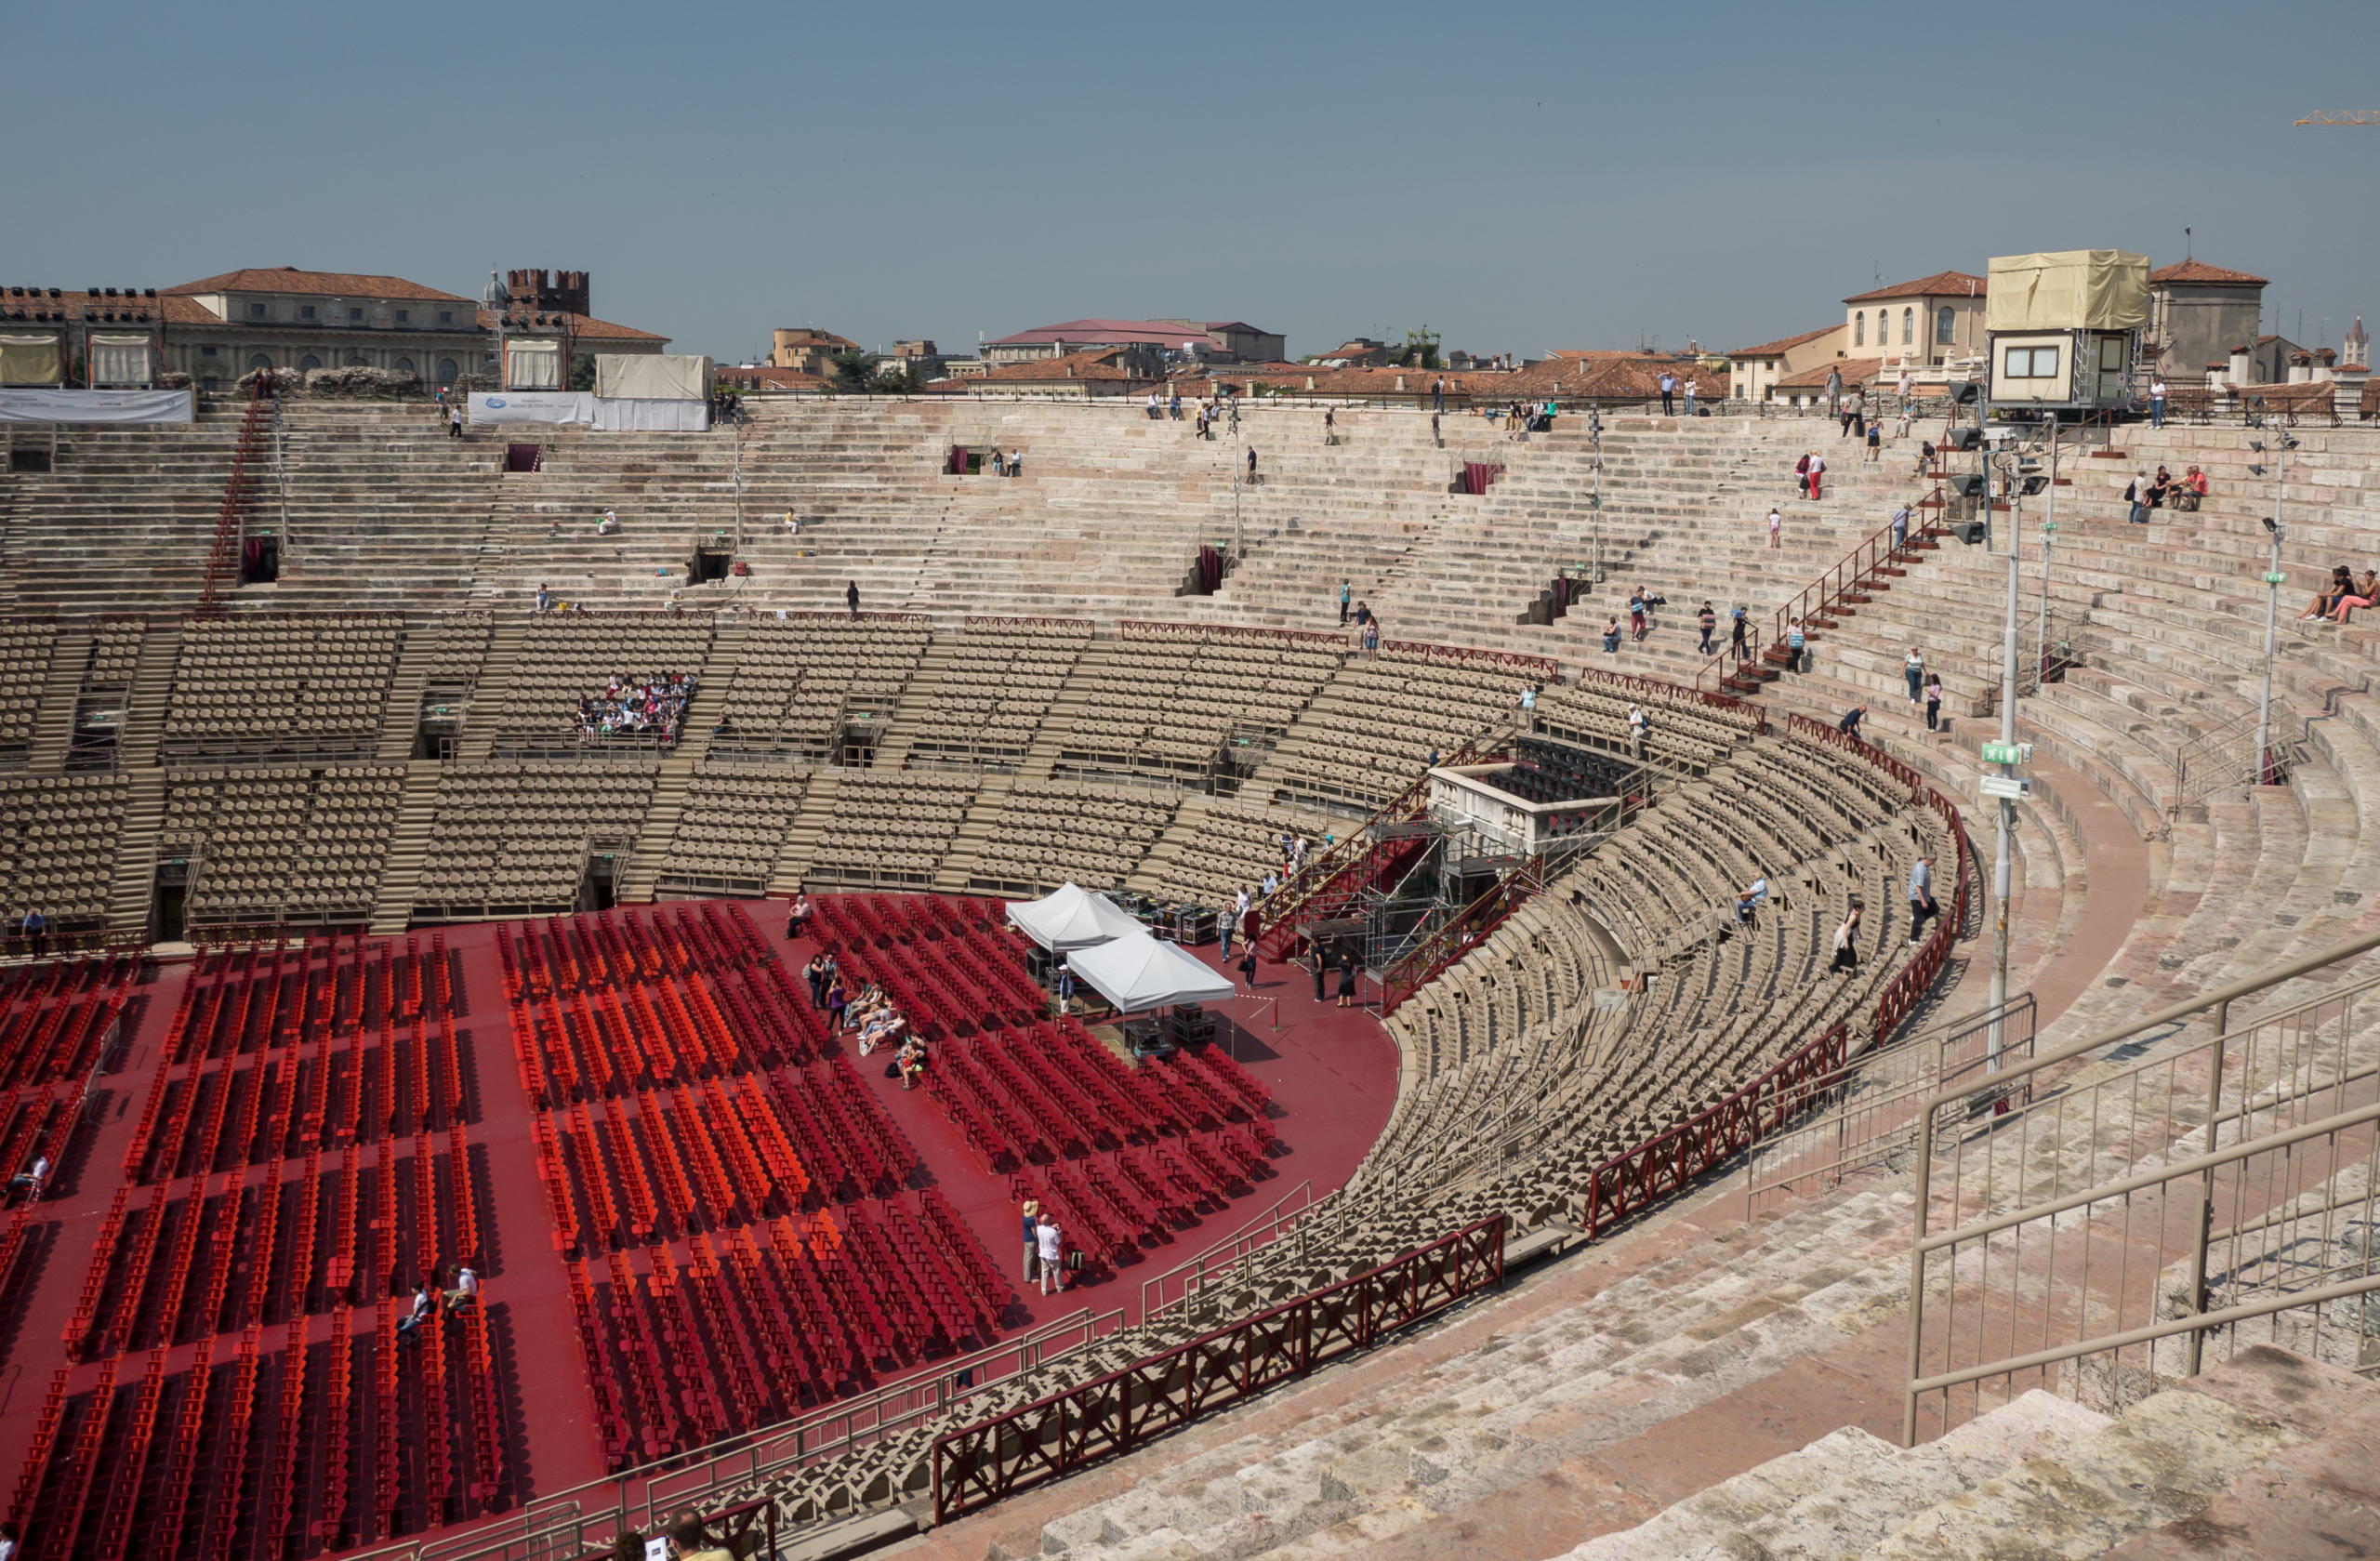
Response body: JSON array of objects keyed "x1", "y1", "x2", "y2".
[
  {"x1": 595, "y1": 353, "x2": 711, "y2": 400},
  {"x1": 1985, "y1": 251, "x2": 2150, "y2": 333},
  {"x1": 0, "y1": 333, "x2": 62, "y2": 386}
]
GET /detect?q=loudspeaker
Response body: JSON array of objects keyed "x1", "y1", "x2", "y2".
[{"x1": 1950, "y1": 521, "x2": 1987, "y2": 545}]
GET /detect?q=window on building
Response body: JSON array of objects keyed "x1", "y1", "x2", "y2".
[
  {"x1": 395, "y1": 310, "x2": 409, "y2": 324},
  {"x1": 346, "y1": 353, "x2": 367, "y2": 366},
  {"x1": 200, "y1": 345, "x2": 218, "y2": 357},
  {"x1": 437, "y1": 357, "x2": 458, "y2": 385},
  {"x1": 202, "y1": 376, "x2": 219, "y2": 391},
  {"x1": 439, "y1": 311, "x2": 454, "y2": 325},
  {"x1": 1854, "y1": 311, "x2": 1865, "y2": 347},
  {"x1": 300, "y1": 305, "x2": 316, "y2": 321},
  {"x1": 1902, "y1": 308, "x2": 1913, "y2": 346},
  {"x1": 350, "y1": 307, "x2": 364, "y2": 322},
  {"x1": 395, "y1": 357, "x2": 415, "y2": 375},
  {"x1": 298, "y1": 354, "x2": 322, "y2": 371},
  {"x1": 1936, "y1": 307, "x2": 1956, "y2": 346},
  {"x1": 248, "y1": 353, "x2": 273, "y2": 371},
  {"x1": 2002, "y1": 345, "x2": 2059, "y2": 379},
  {"x1": 248, "y1": 303, "x2": 268, "y2": 320}
]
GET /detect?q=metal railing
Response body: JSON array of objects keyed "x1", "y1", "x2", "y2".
[
  {"x1": 931, "y1": 1216, "x2": 1506, "y2": 1523},
  {"x1": 196, "y1": 377, "x2": 272, "y2": 615},
  {"x1": 1692, "y1": 477, "x2": 1950, "y2": 693},
  {"x1": 1902, "y1": 929, "x2": 2380, "y2": 1445},
  {"x1": 2172, "y1": 701, "x2": 2285, "y2": 808},
  {"x1": 1745, "y1": 994, "x2": 2039, "y2": 1210}
]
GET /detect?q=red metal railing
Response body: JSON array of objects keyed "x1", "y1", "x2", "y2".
[
  {"x1": 1580, "y1": 715, "x2": 1977, "y2": 1236},
  {"x1": 1377, "y1": 639, "x2": 1562, "y2": 681},
  {"x1": 195, "y1": 377, "x2": 274, "y2": 615},
  {"x1": 1252, "y1": 743, "x2": 1483, "y2": 959},
  {"x1": 1117, "y1": 619, "x2": 1350, "y2": 650},
  {"x1": 1692, "y1": 478, "x2": 1948, "y2": 693},
  {"x1": 931, "y1": 1214, "x2": 1506, "y2": 1523},
  {"x1": 1380, "y1": 852, "x2": 1554, "y2": 1014}
]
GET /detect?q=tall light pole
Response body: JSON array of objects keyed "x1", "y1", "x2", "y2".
[
  {"x1": 2250, "y1": 421, "x2": 2296, "y2": 786},
  {"x1": 482, "y1": 268, "x2": 509, "y2": 396},
  {"x1": 1983, "y1": 443, "x2": 2050, "y2": 1069},
  {"x1": 2036, "y1": 421, "x2": 2058, "y2": 686},
  {"x1": 1589, "y1": 407, "x2": 1605, "y2": 584}
]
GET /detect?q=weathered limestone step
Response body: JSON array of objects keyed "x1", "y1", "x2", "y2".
[
  {"x1": 113, "y1": 622, "x2": 183, "y2": 771},
  {"x1": 456, "y1": 619, "x2": 527, "y2": 761},
  {"x1": 22, "y1": 627, "x2": 90, "y2": 773},
  {"x1": 374, "y1": 624, "x2": 441, "y2": 762},
  {"x1": 367, "y1": 759, "x2": 444, "y2": 934},
  {"x1": 616, "y1": 761, "x2": 694, "y2": 904},
  {"x1": 104, "y1": 771, "x2": 167, "y2": 935},
  {"x1": 929, "y1": 774, "x2": 1017, "y2": 892},
  {"x1": 673, "y1": 624, "x2": 747, "y2": 762},
  {"x1": 768, "y1": 770, "x2": 839, "y2": 894}
]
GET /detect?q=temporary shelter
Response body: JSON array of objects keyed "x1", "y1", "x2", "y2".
[
  {"x1": 1064, "y1": 930, "x2": 1236, "y2": 1014},
  {"x1": 1003, "y1": 882, "x2": 1145, "y2": 953}
]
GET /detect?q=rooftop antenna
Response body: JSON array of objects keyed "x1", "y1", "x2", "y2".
[{"x1": 2184, "y1": 225, "x2": 2192, "y2": 259}]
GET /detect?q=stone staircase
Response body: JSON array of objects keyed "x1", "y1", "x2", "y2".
[
  {"x1": 615, "y1": 761, "x2": 693, "y2": 904},
  {"x1": 367, "y1": 760, "x2": 443, "y2": 934}
]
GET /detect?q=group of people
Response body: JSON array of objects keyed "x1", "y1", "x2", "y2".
[
  {"x1": 1903, "y1": 648, "x2": 1949, "y2": 731},
  {"x1": 1656, "y1": 371, "x2": 1699, "y2": 417},
  {"x1": 801, "y1": 951, "x2": 929, "y2": 1085},
  {"x1": 394, "y1": 1263, "x2": 481, "y2": 1344},
  {"x1": 985, "y1": 448, "x2": 1026, "y2": 477},
  {"x1": 2303, "y1": 563, "x2": 2380, "y2": 625},
  {"x1": 1019, "y1": 1197, "x2": 1072, "y2": 1295},
  {"x1": 573, "y1": 672, "x2": 697, "y2": 745},
  {"x1": 2122, "y1": 465, "x2": 2207, "y2": 522}
]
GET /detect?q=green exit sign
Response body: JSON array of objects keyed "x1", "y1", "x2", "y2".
[{"x1": 1982, "y1": 741, "x2": 2027, "y2": 765}]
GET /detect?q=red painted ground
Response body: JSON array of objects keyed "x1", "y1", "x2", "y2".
[{"x1": 0, "y1": 900, "x2": 1397, "y2": 1557}]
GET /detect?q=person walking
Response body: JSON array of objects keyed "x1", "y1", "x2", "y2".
[
  {"x1": 804, "y1": 952, "x2": 827, "y2": 1009},
  {"x1": 1730, "y1": 604, "x2": 1750, "y2": 658},
  {"x1": 1794, "y1": 454, "x2": 1811, "y2": 498},
  {"x1": 1362, "y1": 618, "x2": 1380, "y2": 659},
  {"x1": 1824, "y1": 366, "x2": 1843, "y2": 418},
  {"x1": 1237, "y1": 943, "x2": 1259, "y2": 991},
  {"x1": 2124, "y1": 472, "x2": 2149, "y2": 524},
  {"x1": 1866, "y1": 419, "x2": 1882, "y2": 462},
  {"x1": 1218, "y1": 907, "x2": 1234, "y2": 959},
  {"x1": 1787, "y1": 619, "x2": 1807, "y2": 672},
  {"x1": 447, "y1": 402, "x2": 464, "y2": 439},
  {"x1": 1337, "y1": 948, "x2": 1359, "y2": 1008},
  {"x1": 1627, "y1": 589, "x2": 1646, "y2": 641},
  {"x1": 1907, "y1": 856, "x2": 1937, "y2": 945},
  {"x1": 1625, "y1": 702, "x2": 1646, "y2": 759},
  {"x1": 1019, "y1": 1199, "x2": 1043, "y2": 1283},
  {"x1": 1924, "y1": 672, "x2": 1944, "y2": 732},
  {"x1": 1830, "y1": 900, "x2": 1863, "y2": 975},
  {"x1": 1035, "y1": 1213, "x2": 1066, "y2": 1294},
  {"x1": 846, "y1": 580, "x2": 860, "y2": 618},
  {"x1": 1433, "y1": 376, "x2": 1446, "y2": 412},
  {"x1": 1807, "y1": 453, "x2": 1824, "y2": 501},
  {"x1": 1697, "y1": 601, "x2": 1717, "y2": 655},
  {"x1": 1246, "y1": 445, "x2": 1259, "y2": 484},
  {"x1": 19, "y1": 908, "x2": 45, "y2": 959},
  {"x1": 1904, "y1": 647, "x2": 1925, "y2": 704},
  {"x1": 1768, "y1": 506, "x2": 1783, "y2": 549},
  {"x1": 1339, "y1": 579, "x2": 1352, "y2": 626},
  {"x1": 1891, "y1": 503, "x2": 1912, "y2": 549},
  {"x1": 1309, "y1": 945, "x2": 1328, "y2": 1002}
]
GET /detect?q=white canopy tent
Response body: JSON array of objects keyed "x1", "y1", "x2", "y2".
[
  {"x1": 1064, "y1": 931, "x2": 1236, "y2": 1015},
  {"x1": 1003, "y1": 882, "x2": 1144, "y2": 953}
]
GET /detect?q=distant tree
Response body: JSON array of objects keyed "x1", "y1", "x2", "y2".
[
  {"x1": 1395, "y1": 328, "x2": 1442, "y2": 371},
  {"x1": 569, "y1": 355, "x2": 598, "y2": 391},
  {"x1": 828, "y1": 351, "x2": 884, "y2": 393},
  {"x1": 871, "y1": 363, "x2": 924, "y2": 395}
]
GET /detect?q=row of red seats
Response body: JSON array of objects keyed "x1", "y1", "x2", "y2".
[
  {"x1": 38, "y1": 1355, "x2": 119, "y2": 1560},
  {"x1": 87, "y1": 1347, "x2": 165, "y2": 1561},
  {"x1": 566, "y1": 1261, "x2": 634, "y2": 1471},
  {"x1": 314, "y1": 1302, "x2": 353, "y2": 1541},
  {"x1": 261, "y1": 1316, "x2": 309, "y2": 1557},
  {"x1": 0, "y1": 984, "x2": 122, "y2": 1091},
  {"x1": 199, "y1": 1328, "x2": 262, "y2": 1561},
  {"x1": 646, "y1": 1246, "x2": 732, "y2": 1446},
  {"x1": 0, "y1": 948, "x2": 138, "y2": 1014}
]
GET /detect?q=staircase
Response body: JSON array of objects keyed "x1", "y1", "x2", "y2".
[
  {"x1": 930, "y1": 775, "x2": 1018, "y2": 892},
  {"x1": 23, "y1": 626, "x2": 89, "y2": 772},
  {"x1": 672, "y1": 622, "x2": 747, "y2": 762},
  {"x1": 766, "y1": 771, "x2": 838, "y2": 894},
  {"x1": 456, "y1": 619, "x2": 527, "y2": 761},
  {"x1": 615, "y1": 761, "x2": 693, "y2": 903},
  {"x1": 115, "y1": 624, "x2": 181, "y2": 771},
  {"x1": 367, "y1": 760, "x2": 443, "y2": 934},
  {"x1": 374, "y1": 624, "x2": 440, "y2": 762},
  {"x1": 104, "y1": 770, "x2": 166, "y2": 937}
]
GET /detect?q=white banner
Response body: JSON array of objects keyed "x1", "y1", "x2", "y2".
[
  {"x1": 0, "y1": 388, "x2": 193, "y2": 424},
  {"x1": 505, "y1": 338, "x2": 562, "y2": 390},
  {"x1": 589, "y1": 397, "x2": 709, "y2": 431},
  {"x1": 88, "y1": 333, "x2": 156, "y2": 388},
  {"x1": 596, "y1": 353, "x2": 710, "y2": 400},
  {"x1": 469, "y1": 391, "x2": 594, "y2": 426}
]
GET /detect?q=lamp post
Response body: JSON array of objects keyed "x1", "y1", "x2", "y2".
[
  {"x1": 2250, "y1": 419, "x2": 2295, "y2": 786},
  {"x1": 2036, "y1": 422, "x2": 2057, "y2": 686},
  {"x1": 482, "y1": 269, "x2": 509, "y2": 397},
  {"x1": 1589, "y1": 406, "x2": 1605, "y2": 585},
  {"x1": 1985, "y1": 445, "x2": 2052, "y2": 1070}
]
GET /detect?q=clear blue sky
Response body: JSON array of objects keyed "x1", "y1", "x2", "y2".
[{"x1": 9, "y1": 1, "x2": 2379, "y2": 364}]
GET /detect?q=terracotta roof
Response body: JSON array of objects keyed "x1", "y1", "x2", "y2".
[
  {"x1": 1726, "y1": 325, "x2": 1840, "y2": 359},
  {"x1": 2149, "y1": 258, "x2": 2268, "y2": 286},
  {"x1": 1495, "y1": 352, "x2": 1711, "y2": 401},
  {"x1": 1776, "y1": 357, "x2": 1884, "y2": 390},
  {"x1": 972, "y1": 347, "x2": 1160, "y2": 383},
  {"x1": 2241, "y1": 380, "x2": 2341, "y2": 414},
  {"x1": 715, "y1": 365, "x2": 830, "y2": 390},
  {"x1": 478, "y1": 309, "x2": 667, "y2": 343},
  {"x1": 165, "y1": 267, "x2": 474, "y2": 303},
  {"x1": 0, "y1": 285, "x2": 164, "y2": 326},
  {"x1": 1843, "y1": 271, "x2": 1986, "y2": 303},
  {"x1": 773, "y1": 328, "x2": 857, "y2": 349},
  {"x1": 988, "y1": 319, "x2": 1222, "y2": 349}
]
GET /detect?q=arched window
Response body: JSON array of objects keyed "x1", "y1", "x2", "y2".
[
  {"x1": 1902, "y1": 308, "x2": 1914, "y2": 346},
  {"x1": 247, "y1": 353, "x2": 272, "y2": 371},
  {"x1": 437, "y1": 357, "x2": 459, "y2": 385},
  {"x1": 1936, "y1": 307, "x2": 1956, "y2": 346},
  {"x1": 298, "y1": 354, "x2": 323, "y2": 372},
  {"x1": 394, "y1": 357, "x2": 415, "y2": 375},
  {"x1": 345, "y1": 353, "x2": 367, "y2": 366},
  {"x1": 1854, "y1": 311, "x2": 1865, "y2": 347}
]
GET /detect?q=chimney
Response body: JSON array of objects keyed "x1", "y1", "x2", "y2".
[
  {"x1": 2228, "y1": 343, "x2": 2252, "y2": 386},
  {"x1": 2289, "y1": 351, "x2": 2313, "y2": 385}
]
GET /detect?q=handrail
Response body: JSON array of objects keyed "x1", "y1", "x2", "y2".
[
  {"x1": 1254, "y1": 742, "x2": 1479, "y2": 953},
  {"x1": 195, "y1": 377, "x2": 273, "y2": 615},
  {"x1": 1568, "y1": 664, "x2": 1766, "y2": 732},
  {"x1": 1692, "y1": 477, "x2": 1949, "y2": 693}
]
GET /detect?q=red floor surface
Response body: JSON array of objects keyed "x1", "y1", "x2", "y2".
[{"x1": 0, "y1": 899, "x2": 1396, "y2": 1557}]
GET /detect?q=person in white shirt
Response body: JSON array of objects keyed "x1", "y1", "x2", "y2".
[
  {"x1": 1904, "y1": 647, "x2": 1926, "y2": 703},
  {"x1": 443, "y1": 1264, "x2": 481, "y2": 1314},
  {"x1": 1682, "y1": 378, "x2": 1698, "y2": 417},
  {"x1": 1767, "y1": 507, "x2": 1783, "y2": 549},
  {"x1": 2149, "y1": 377, "x2": 2169, "y2": 428},
  {"x1": 1625, "y1": 703, "x2": 1646, "y2": 758},
  {"x1": 9, "y1": 1155, "x2": 47, "y2": 1199},
  {"x1": 1735, "y1": 877, "x2": 1768, "y2": 926},
  {"x1": 1035, "y1": 1215, "x2": 1066, "y2": 1294},
  {"x1": 596, "y1": 509, "x2": 618, "y2": 536},
  {"x1": 396, "y1": 1281, "x2": 435, "y2": 1343},
  {"x1": 1519, "y1": 684, "x2": 1537, "y2": 714}
]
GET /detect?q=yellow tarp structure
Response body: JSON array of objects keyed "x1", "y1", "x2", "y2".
[
  {"x1": 1985, "y1": 251, "x2": 2149, "y2": 333},
  {"x1": 0, "y1": 334, "x2": 61, "y2": 386}
]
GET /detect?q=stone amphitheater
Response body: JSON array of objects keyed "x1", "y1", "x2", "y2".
[{"x1": 2, "y1": 394, "x2": 2377, "y2": 1561}]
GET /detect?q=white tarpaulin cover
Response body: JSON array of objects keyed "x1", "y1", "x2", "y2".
[
  {"x1": 0, "y1": 388, "x2": 192, "y2": 424},
  {"x1": 87, "y1": 333, "x2": 155, "y2": 387},
  {"x1": 469, "y1": 390, "x2": 595, "y2": 426},
  {"x1": 590, "y1": 397, "x2": 709, "y2": 431},
  {"x1": 1065, "y1": 931, "x2": 1236, "y2": 1014},
  {"x1": 1004, "y1": 882, "x2": 1145, "y2": 952},
  {"x1": 1985, "y1": 251, "x2": 2150, "y2": 333},
  {"x1": 505, "y1": 338, "x2": 562, "y2": 390},
  {"x1": 596, "y1": 353, "x2": 711, "y2": 400},
  {"x1": 0, "y1": 334, "x2": 61, "y2": 386}
]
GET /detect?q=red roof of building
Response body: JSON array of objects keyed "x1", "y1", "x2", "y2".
[
  {"x1": 1843, "y1": 271, "x2": 1987, "y2": 303},
  {"x1": 479, "y1": 309, "x2": 666, "y2": 343},
  {"x1": 962, "y1": 347, "x2": 1161, "y2": 383},
  {"x1": 988, "y1": 319, "x2": 1223, "y2": 349},
  {"x1": 1726, "y1": 324, "x2": 1841, "y2": 359},
  {"x1": 1777, "y1": 357, "x2": 1884, "y2": 390},
  {"x1": 165, "y1": 266, "x2": 475, "y2": 303},
  {"x1": 2149, "y1": 258, "x2": 2268, "y2": 286},
  {"x1": 1500, "y1": 353, "x2": 1713, "y2": 400}
]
